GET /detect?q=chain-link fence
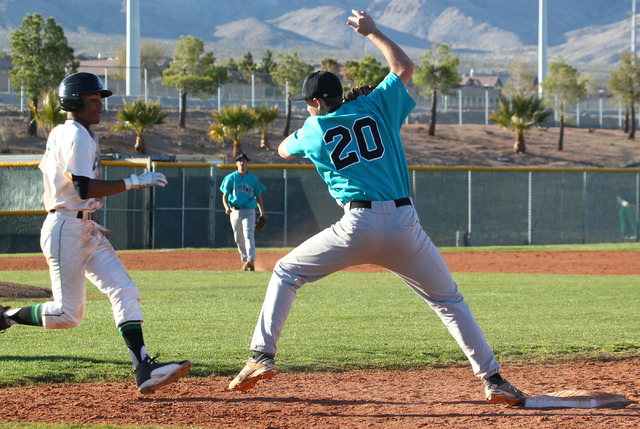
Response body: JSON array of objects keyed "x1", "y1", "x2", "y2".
[
  {"x1": 0, "y1": 66, "x2": 628, "y2": 130},
  {"x1": 153, "y1": 161, "x2": 216, "y2": 249},
  {"x1": 1, "y1": 161, "x2": 638, "y2": 254}
]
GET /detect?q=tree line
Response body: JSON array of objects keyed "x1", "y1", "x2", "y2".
[{"x1": 8, "y1": 13, "x2": 640, "y2": 156}]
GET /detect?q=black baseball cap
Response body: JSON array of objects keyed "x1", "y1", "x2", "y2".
[
  {"x1": 235, "y1": 153, "x2": 250, "y2": 162},
  {"x1": 290, "y1": 71, "x2": 343, "y2": 101}
]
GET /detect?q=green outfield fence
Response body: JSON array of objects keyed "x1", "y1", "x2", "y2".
[{"x1": 1, "y1": 159, "x2": 639, "y2": 254}]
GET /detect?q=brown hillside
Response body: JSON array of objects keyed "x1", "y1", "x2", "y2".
[{"x1": 1, "y1": 110, "x2": 638, "y2": 168}]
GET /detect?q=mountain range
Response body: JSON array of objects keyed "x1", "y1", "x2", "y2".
[{"x1": 0, "y1": 0, "x2": 634, "y2": 75}]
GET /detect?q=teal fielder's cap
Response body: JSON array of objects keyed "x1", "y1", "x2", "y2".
[
  {"x1": 290, "y1": 71, "x2": 343, "y2": 101},
  {"x1": 236, "y1": 153, "x2": 250, "y2": 162}
]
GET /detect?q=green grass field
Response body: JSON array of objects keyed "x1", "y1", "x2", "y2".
[{"x1": 1, "y1": 243, "x2": 639, "y2": 388}]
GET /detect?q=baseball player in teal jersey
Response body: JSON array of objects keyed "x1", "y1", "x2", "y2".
[
  {"x1": 0, "y1": 72, "x2": 191, "y2": 394},
  {"x1": 228, "y1": 10, "x2": 529, "y2": 406},
  {"x1": 220, "y1": 153, "x2": 266, "y2": 271}
]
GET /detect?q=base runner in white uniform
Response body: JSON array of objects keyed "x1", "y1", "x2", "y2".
[
  {"x1": 0, "y1": 72, "x2": 191, "y2": 394},
  {"x1": 228, "y1": 10, "x2": 529, "y2": 406}
]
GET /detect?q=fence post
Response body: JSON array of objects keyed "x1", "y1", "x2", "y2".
[
  {"x1": 218, "y1": 86, "x2": 222, "y2": 112},
  {"x1": 102, "y1": 165, "x2": 109, "y2": 229},
  {"x1": 636, "y1": 172, "x2": 640, "y2": 243},
  {"x1": 144, "y1": 68, "x2": 148, "y2": 103},
  {"x1": 210, "y1": 164, "x2": 216, "y2": 247},
  {"x1": 458, "y1": 89, "x2": 462, "y2": 125},
  {"x1": 283, "y1": 168, "x2": 288, "y2": 248},
  {"x1": 181, "y1": 166, "x2": 186, "y2": 248},
  {"x1": 148, "y1": 159, "x2": 155, "y2": 250},
  {"x1": 528, "y1": 171, "x2": 532, "y2": 245},
  {"x1": 576, "y1": 100, "x2": 579, "y2": 127},
  {"x1": 468, "y1": 170, "x2": 472, "y2": 246},
  {"x1": 583, "y1": 171, "x2": 588, "y2": 244},
  {"x1": 412, "y1": 170, "x2": 417, "y2": 205}
]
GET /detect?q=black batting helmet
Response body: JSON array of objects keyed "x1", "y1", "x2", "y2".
[{"x1": 58, "y1": 72, "x2": 113, "y2": 112}]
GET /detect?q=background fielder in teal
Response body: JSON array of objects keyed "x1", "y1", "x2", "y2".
[{"x1": 220, "y1": 153, "x2": 266, "y2": 271}]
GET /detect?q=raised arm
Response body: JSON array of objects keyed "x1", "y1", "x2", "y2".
[{"x1": 347, "y1": 10, "x2": 414, "y2": 85}]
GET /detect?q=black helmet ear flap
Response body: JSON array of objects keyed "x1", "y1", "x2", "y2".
[
  {"x1": 58, "y1": 72, "x2": 112, "y2": 112},
  {"x1": 59, "y1": 94, "x2": 84, "y2": 112}
]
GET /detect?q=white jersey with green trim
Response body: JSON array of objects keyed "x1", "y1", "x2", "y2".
[{"x1": 39, "y1": 120, "x2": 103, "y2": 212}]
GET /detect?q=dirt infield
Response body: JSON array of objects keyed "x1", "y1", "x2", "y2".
[
  {"x1": 3, "y1": 249, "x2": 640, "y2": 275},
  {"x1": 1, "y1": 250, "x2": 638, "y2": 428}
]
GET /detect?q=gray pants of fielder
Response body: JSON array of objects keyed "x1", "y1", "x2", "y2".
[
  {"x1": 250, "y1": 199, "x2": 500, "y2": 380},
  {"x1": 230, "y1": 207, "x2": 256, "y2": 263}
]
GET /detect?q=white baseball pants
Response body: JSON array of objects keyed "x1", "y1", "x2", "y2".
[
  {"x1": 250, "y1": 200, "x2": 501, "y2": 380},
  {"x1": 39, "y1": 210, "x2": 143, "y2": 329},
  {"x1": 230, "y1": 208, "x2": 256, "y2": 263}
]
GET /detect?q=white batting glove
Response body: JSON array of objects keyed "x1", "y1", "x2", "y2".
[{"x1": 124, "y1": 172, "x2": 168, "y2": 189}]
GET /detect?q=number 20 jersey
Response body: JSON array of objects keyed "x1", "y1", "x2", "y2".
[{"x1": 285, "y1": 72, "x2": 416, "y2": 204}]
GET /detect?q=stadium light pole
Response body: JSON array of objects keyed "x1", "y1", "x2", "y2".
[
  {"x1": 538, "y1": 0, "x2": 547, "y2": 97},
  {"x1": 126, "y1": 0, "x2": 141, "y2": 96},
  {"x1": 633, "y1": 0, "x2": 637, "y2": 52}
]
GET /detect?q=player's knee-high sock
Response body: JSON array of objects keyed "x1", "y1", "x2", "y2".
[
  {"x1": 119, "y1": 321, "x2": 146, "y2": 367},
  {"x1": 5, "y1": 305, "x2": 43, "y2": 326}
]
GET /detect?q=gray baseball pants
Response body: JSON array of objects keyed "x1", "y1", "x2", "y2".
[
  {"x1": 230, "y1": 208, "x2": 256, "y2": 263},
  {"x1": 250, "y1": 199, "x2": 501, "y2": 380}
]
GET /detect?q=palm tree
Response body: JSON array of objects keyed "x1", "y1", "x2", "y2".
[
  {"x1": 489, "y1": 94, "x2": 553, "y2": 153},
  {"x1": 111, "y1": 99, "x2": 168, "y2": 153},
  {"x1": 209, "y1": 104, "x2": 258, "y2": 157},
  {"x1": 28, "y1": 89, "x2": 66, "y2": 139},
  {"x1": 413, "y1": 42, "x2": 461, "y2": 137},
  {"x1": 251, "y1": 103, "x2": 279, "y2": 150}
]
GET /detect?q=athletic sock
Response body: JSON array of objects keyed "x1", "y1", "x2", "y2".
[
  {"x1": 6, "y1": 306, "x2": 43, "y2": 326},
  {"x1": 253, "y1": 351, "x2": 275, "y2": 363},
  {"x1": 487, "y1": 373, "x2": 503, "y2": 382},
  {"x1": 119, "y1": 321, "x2": 146, "y2": 367}
]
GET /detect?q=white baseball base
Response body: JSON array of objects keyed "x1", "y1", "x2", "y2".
[{"x1": 525, "y1": 390, "x2": 627, "y2": 408}]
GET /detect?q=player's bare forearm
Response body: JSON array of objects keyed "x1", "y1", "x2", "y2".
[
  {"x1": 86, "y1": 179, "x2": 127, "y2": 198},
  {"x1": 222, "y1": 194, "x2": 231, "y2": 215},
  {"x1": 256, "y1": 195, "x2": 265, "y2": 216},
  {"x1": 278, "y1": 134, "x2": 295, "y2": 159},
  {"x1": 367, "y1": 30, "x2": 414, "y2": 84},
  {"x1": 347, "y1": 10, "x2": 414, "y2": 85}
]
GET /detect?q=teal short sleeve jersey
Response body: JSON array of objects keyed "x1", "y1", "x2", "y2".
[
  {"x1": 220, "y1": 171, "x2": 266, "y2": 209},
  {"x1": 285, "y1": 72, "x2": 416, "y2": 204}
]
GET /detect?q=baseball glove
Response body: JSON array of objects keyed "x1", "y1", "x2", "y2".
[{"x1": 255, "y1": 215, "x2": 268, "y2": 232}]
